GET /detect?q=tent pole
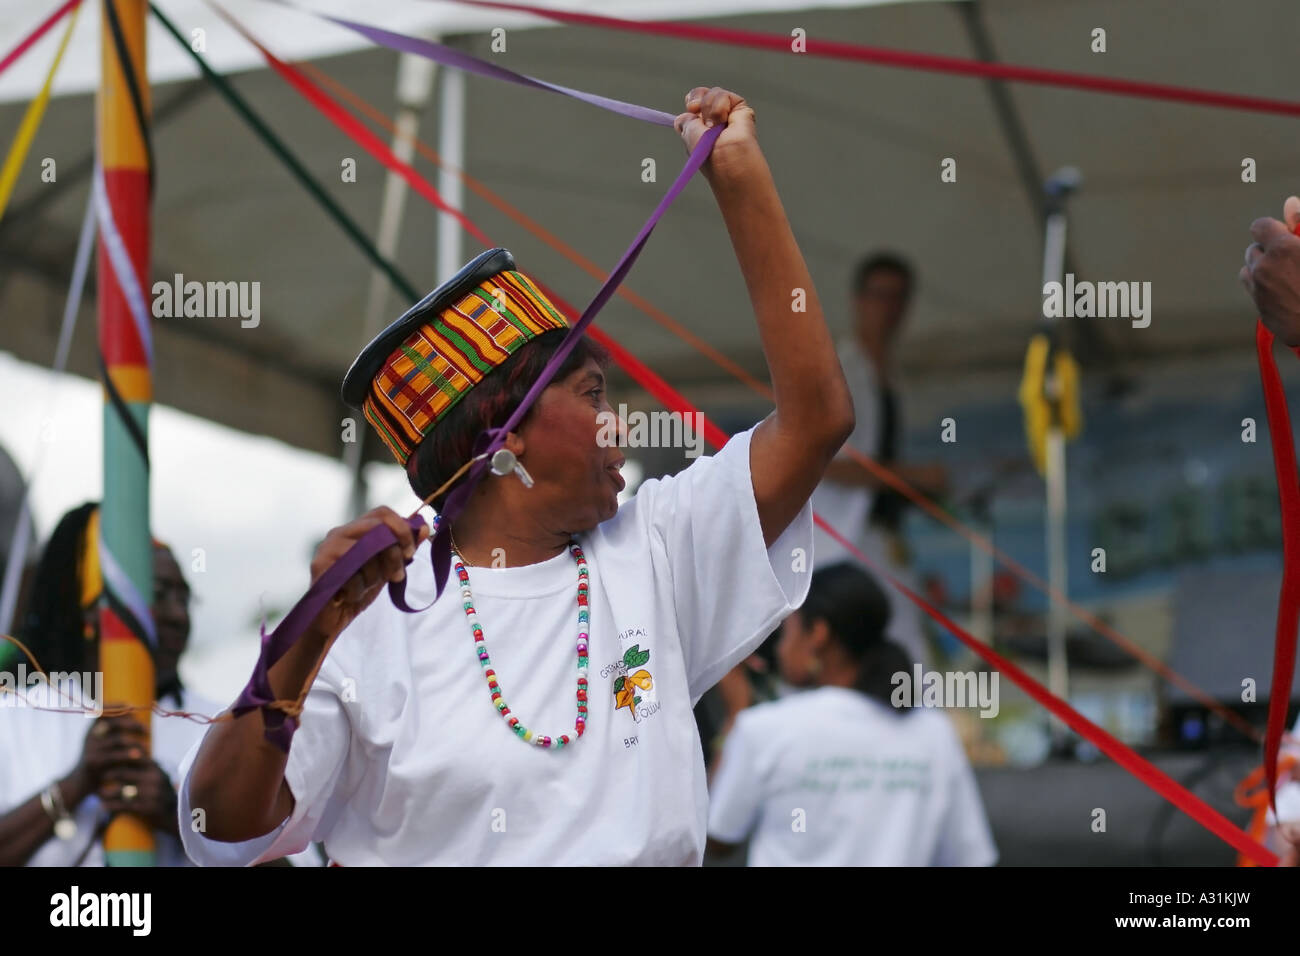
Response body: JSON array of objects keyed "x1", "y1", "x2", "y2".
[
  {"x1": 435, "y1": 44, "x2": 466, "y2": 287},
  {"x1": 344, "y1": 49, "x2": 437, "y2": 517},
  {"x1": 97, "y1": 0, "x2": 154, "y2": 865},
  {"x1": 1041, "y1": 205, "x2": 1070, "y2": 751}
]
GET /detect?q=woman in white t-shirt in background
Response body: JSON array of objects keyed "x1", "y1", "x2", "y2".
[
  {"x1": 706, "y1": 563, "x2": 997, "y2": 866},
  {"x1": 176, "y1": 86, "x2": 856, "y2": 866}
]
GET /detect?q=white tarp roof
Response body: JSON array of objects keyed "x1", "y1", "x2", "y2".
[
  {"x1": 0, "y1": 0, "x2": 923, "y2": 102},
  {"x1": 1, "y1": 0, "x2": 1297, "y2": 460}
]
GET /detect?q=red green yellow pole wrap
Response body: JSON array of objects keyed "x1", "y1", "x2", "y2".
[{"x1": 97, "y1": 0, "x2": 154, "y2": 866}]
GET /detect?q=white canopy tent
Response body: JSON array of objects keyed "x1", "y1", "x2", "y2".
[
  {"x1": 1, "y1": 0, "x2": 941, "y2": 103},
  {"x1": 0, "y1": 0, "x2": 1295, "y2": 459}
]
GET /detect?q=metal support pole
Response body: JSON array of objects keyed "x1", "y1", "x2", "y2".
[
  {"x1": 344, "y1": 49, "x2": 438, "y2": 517},
  {"x1": 1040, "y1": 168, "x2": 1079, "y2": 751}
]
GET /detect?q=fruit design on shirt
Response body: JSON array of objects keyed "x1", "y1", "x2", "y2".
[{"x1": 612, "y1": 644, "x2": 653, "y2": 720}]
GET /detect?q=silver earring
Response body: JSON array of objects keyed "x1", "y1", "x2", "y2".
[{"x1": 489, "y1": 448, "x2": 534, "y2": 488}]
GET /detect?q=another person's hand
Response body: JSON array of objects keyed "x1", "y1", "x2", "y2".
[
  {"x1": 1277, "y1": 820, "x2": 1300, "y2": 866},
  {"x1": 717, "y1": 663, "x2": 755, "y2": 720},
  {"x1": 1241, "y1": 196, "x2": 1300, "y2": 346},
  {"x1": 64, "y1": 714, "x2": 150, "y2": 805},
  {"x1": 99, "y1": 759, "x2": 178, "y2": 833},
  {"x1": 674, "y1": 86, "x2": 757, "y2": 181},
  {"x1": 308, "y1": 507, "x2": 429, "y2": 639}
]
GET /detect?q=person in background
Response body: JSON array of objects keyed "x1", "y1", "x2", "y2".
[
  {"x1": 1241, "y1": 195, "x2": 1300, "y2": 345},
  {"x1": 702, "y1": 630, "x2": 789, "y2": 782},
  {"x1": 811, "y1": 253, "x2": 947, "y2": 668},
  {"x1": 705, "y1": 254, "x2": 951, "y2": 759},
  {"x1": 706, "y1": 563, "x2": 996, "y2": 866},
  {"x1": 0, "y1": 502, "x2": 318, "y2": 866}
]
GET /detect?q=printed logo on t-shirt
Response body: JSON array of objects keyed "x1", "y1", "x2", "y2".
[{"x1": 600, "y1": 627, "x2": 660, "y2": 725}]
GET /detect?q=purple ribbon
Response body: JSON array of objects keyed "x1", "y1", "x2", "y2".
[
  {"x1": 326, "y1": 14, "x2": 674, "y2": 127},
  {"x1": 423, "y1": 124, "x2": 722, "y2": 604},
  {"x1": 266, "y1": 0, "x2": 675, "y2": 125},
  {"x1": 233, "y1": 2, "x2": 723, "y2": 748},
  {"x1": 230, "y1": 515, "x2": 428, "y2": 749}
]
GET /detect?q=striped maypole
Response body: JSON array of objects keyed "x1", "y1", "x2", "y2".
[{"x1": 96, "y1": 0, "x2": 155, "y2": 866}]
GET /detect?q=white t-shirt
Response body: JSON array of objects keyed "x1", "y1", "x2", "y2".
[
  {"x1": 0, "y1": 681, "x2": 223, "y2": 866},
  {"x1": 707, "y1": 686, "x2": 997, "y2": 866},
  {"x1": 811, "y1": 338, "x2": 928, "y2": 666},
  {"x1": 177, "y1": 425, "x2": 813, "y2": 866}
]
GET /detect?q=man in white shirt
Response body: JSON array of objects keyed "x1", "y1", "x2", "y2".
[
  {"x1": 0, "y1": 508, "x2": 220, "y2": 866},
  {"x1": 0, "y1": 506, "x2": 321, "y2": 867},
  {"x1": 175, "y1": 86, "x2": 856, "y2": 866},
  {"x1": 812, "y1": 253, "x2": 947, "y2": 669}
]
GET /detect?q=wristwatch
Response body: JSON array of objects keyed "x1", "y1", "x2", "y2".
[{"x1": 40, "y1": 782, "x2": 77, "y2": 841}]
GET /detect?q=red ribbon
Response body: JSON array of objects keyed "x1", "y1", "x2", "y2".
[
  {"x1": 0, "y1": 0, "x2": 82, "y2": 79},
  {"x1": 442, "y1": 0, "x2": 1300, "y2": 119},
  {"x1": 1255, "y1": 316, "x2": 1300, "y2": 815}
]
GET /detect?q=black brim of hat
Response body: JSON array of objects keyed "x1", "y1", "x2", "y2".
[{"x1": 340, "y1": 246, "x2": 516, "y2": 410}]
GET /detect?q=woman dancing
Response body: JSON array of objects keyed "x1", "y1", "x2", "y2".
[{"x1": 178, "y1": 86, "x2": 854, "y2": 865}]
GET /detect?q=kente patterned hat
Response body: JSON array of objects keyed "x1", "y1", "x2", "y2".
[{"x1": 341, "y1": 248, "x2": 570, "y2": 465}]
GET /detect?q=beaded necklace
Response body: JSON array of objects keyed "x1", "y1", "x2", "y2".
[{"x1": 446, "y1": 522, "x2": 590, "y2": 749}]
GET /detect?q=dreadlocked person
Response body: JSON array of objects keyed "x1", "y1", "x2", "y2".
[
  {"x1": 177, "y1": 86, "x2": 855, "y2": 866},
  {"x1": 0, "y1": 502, "x2": 222, "y2": 866}
]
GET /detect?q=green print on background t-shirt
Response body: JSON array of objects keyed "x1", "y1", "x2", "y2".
[{"x1": 792, "y1": 755, "x2": 933, "y2": 795}]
